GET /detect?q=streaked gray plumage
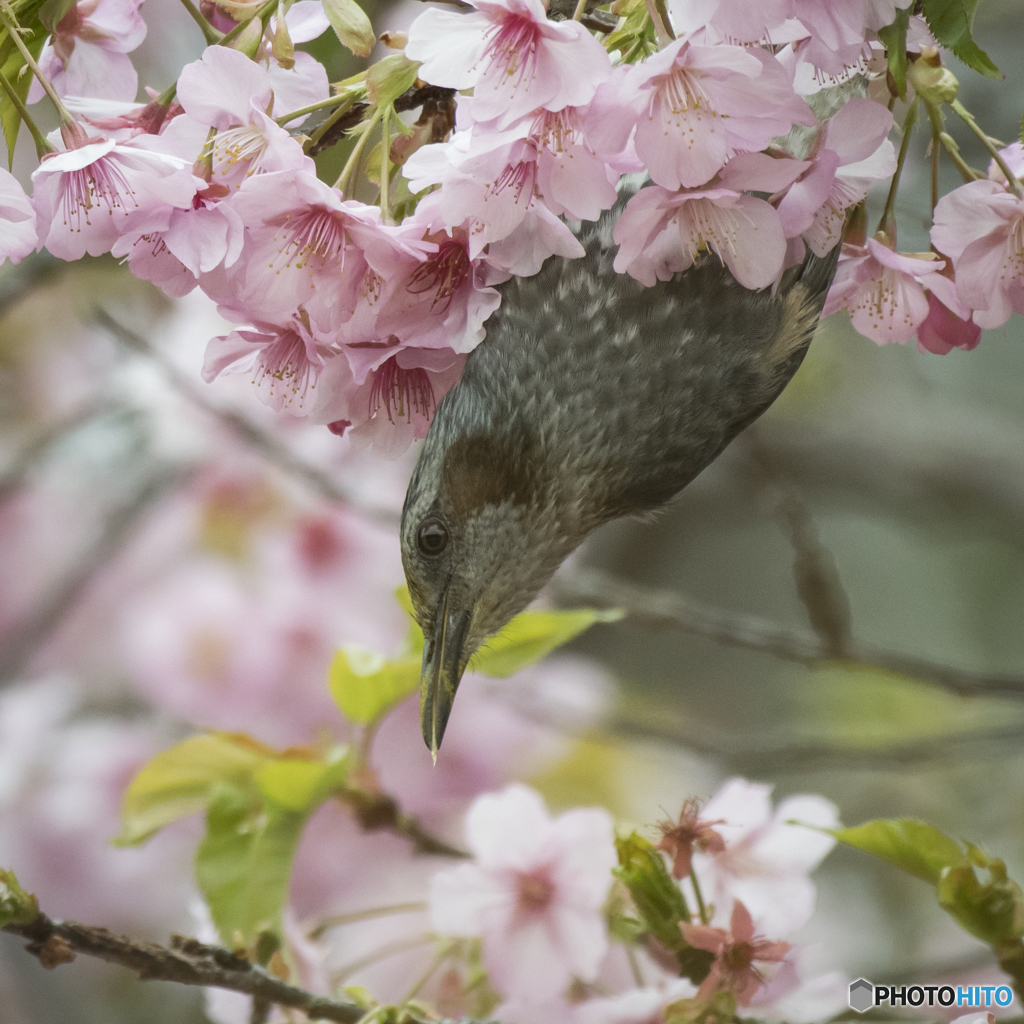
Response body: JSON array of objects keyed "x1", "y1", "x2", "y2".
[{"x1": 401, "y1": 187, "x2": 841, "y2": 755}]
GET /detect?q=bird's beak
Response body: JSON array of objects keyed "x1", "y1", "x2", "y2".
[{"x1": 420, "y1": 588, "x2": 472, "y2": 762}]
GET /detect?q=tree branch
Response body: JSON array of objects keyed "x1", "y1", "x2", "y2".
[
  {"x1": 2, "y1": 912, "x2": 365, "y2": 1023},
  {"x1": 92, "y1": 310, "x2": 399, "y2": 528},
  {"x1": 552, "y1": 567, "x2": 1024, "y2": 699}
]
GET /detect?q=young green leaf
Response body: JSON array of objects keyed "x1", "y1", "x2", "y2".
[
  {"x1": 937, "y1": 847, "x2": 1024, "y2": 946},
  {"x1": 195, "y1": 782, "x2": 308, "y2": 947},
  {"x1": 831, "y1": 818, "x2": 966, "y2": 884},
  {"x1": 255, "y1": 751, "x2": 349, "y2": 813},
  {"x1": 1, "y1": 27, "x2": 47, "y2": 169},
  {"x1": 920, "y1": 0, "x2": 1001, "y2": 80},
  {"x1": 38, "y1": 0, "x2": 75, "y2": 31},
  {"x1": 365, "y1": 54, "x2": 420, "y2": 108},
  {"x1": 877, "y1": 9, "x2": 910, "y2": 100},
  {"x1": 322, "y1": 0, "x2": 376, "y2": 58},
  {"x1": 328, "y1": 643, "x2": 421, "y2": 725},
  {"x1": 468, "y1": 607, "x2": 624, "y2": 678},
  {"x1": 0, "y1": 868, "x2": 39, "y2": 927},
  {"x1": 116, "y1": 733, "x2": 273, "y2": 846}
]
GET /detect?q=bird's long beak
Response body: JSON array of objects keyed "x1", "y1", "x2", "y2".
[{"x1": 420, "y1": 588, "x2": 472, "y2": 762}]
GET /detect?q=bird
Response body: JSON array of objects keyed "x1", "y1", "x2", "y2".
[{"x1": 400, "y1": 184, "x2": 842, "y2": 758}]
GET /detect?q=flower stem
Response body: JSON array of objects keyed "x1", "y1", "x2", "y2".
[
  {"x1": 380, "y1": 102, "x2": 392, "y2": 224},
  {"x1": 572, "y1": 0, "x2": 588, "y2": 20},
  {"x1": 307, "y1": 902, "x2": 428, "y2": 940},
  {"x1": 644, "y1": 0, "x2": 674, "y2": 46},
  {"x1": 0, "y1": 65, "x2": 53, "y2": 158},
  {"x1": 333, "y1": 109, "x2": 381, "y2": 194},
  {"x1": 177, "y1": 0, "x2": 224, "y2": 44},
  {"x1": 276, "y1": 91, "x2": 354, "y2": 127},
  {"x1": 690, "y1": 870, "x2": 710, "y2": 925},
  {"x1": 876, "y1": 96, "x2": 918, "y2": 243},
  {"x1": 926, "y1": 104, "x2": 940, "y2": 211},
  {"x1": 950, "y1": 98, "x2": 1023, "y2": 198},
  {"x1": 0, "y1": 6, "x2": 74, "y2": 126}
]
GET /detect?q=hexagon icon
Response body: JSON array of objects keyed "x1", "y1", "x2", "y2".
[{"x1": 849, "y1": 979, "x2": 874, "y2": 1013}]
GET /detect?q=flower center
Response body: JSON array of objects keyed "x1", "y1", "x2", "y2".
[
  {"x1": 533, "y1": 109, "x2": 584, "y2": 155},
  {"x1": 481, "y1": 14, "x2": 540, "y2": 91},
  {"x1": 723, "y1": 941, "x2": 754, "y2": 972},
  {"x1": 515, "y1": 871, "x2": 554, "y2": 913},
  {"x1": 407, "y1": 239, "x2": 471, "y2": 312},
  {"x1": 369, "y1": 357, "x2": 435, "y2": 424},
  {"x1": 491, "y1": 155, "x2": 538, "y2": 206},
  {"x1": 661, "y1": 65, "x2": 714, "y2": 117},
  {"x1": 271, "y1": 206, "x2": 351, "y2": 274},
  {"x1": 253, "y1": 328, "x2": 318, "y2": 406},
  {"x1": 214, "y1": 124, "x2": 270, "y2": 174},
  {"x1": 59, "y1": 155, "x2": 138, "y2": 231}
]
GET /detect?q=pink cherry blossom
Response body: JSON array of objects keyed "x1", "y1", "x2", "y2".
[
  {"x1": 0, "y1": 169, "x2": 38, "y2": 265},
  {"x1": 311, "y1": 347, "x2": 466, "y2": 458},
  {"x1": 790, "y1": 0, "x2": 870, "y2": 76},
  {"x1": 203, "y1": 310, "x2": 331, "y2": 413},
  {"x1": 681, "y1": 900, "x2": 790, "y2": 1005},
  {"x1": 407, "y1": 0, "x2": 612, "y2": 129},
  {"x1": 613, "y1": 184, "x2": 788, "y2": 291},
  {"x1": 916, "y1": 286, "x2": 982, "y2": 355},
  {"x1": 776, "y1": 97, "x2": 895, "y2": 256},
  {"x1": 988, "y1": 141, "x2": 1024, "y2": 187},
  {"x1": 931, "y1": 178, "x2": 1024, "y2": 330},
  {"x1": 112, "y1": 182, "x2": 245, "y2": 298},
  {"x1": 671, "y1": 0, "x2": 795, "y2": 44},
  {"x1": 29, "y1": 0, "x2": 147, "y2": 103},
  {"x1": 176, "y1": 46, "x2": 315, "y2": 185},
  {"x1": 824, "y1": 238, "x2": 966, "y2": 346},
  {"x1": 689, "y1": 778, "x2": 837, "y2": 936},
  {"x1": 430, "y1": 784, "x2": 616, "y2": 1001},
  {"x1": 226, "y1": 169, "x2": 417, "y2": 331},
  {"x1": 606, "y1": 40, "x2": 813, "y2": 190},
  {"x1": 31, "y1": 131, "x2": 198, "y2": 261},
  {"x1": 657, "y1": 798, "x2": 726, "y2": 880}
]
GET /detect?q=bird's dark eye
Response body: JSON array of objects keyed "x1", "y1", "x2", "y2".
[{"x1": 418, "y1": 520, "x2": 449, "y2": 556}]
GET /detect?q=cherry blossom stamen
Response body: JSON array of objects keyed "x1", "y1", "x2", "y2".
[
  {"x1": 271, "y1": 207, "x2": 350, "y2": 274},
  {"x1": 491, "y1": 159, "x2": 538, "y2": 205},
  {"x1": 516, "y1": 871, "x2": 555, "y2": 913},
  {"x1": 369, "y1": 357, "x2": 435, "y2": 423},
  {"x1": 481, "y1": 14, "x2": 540, "y2": 92},
  {"x1": 214, "y1": 125, "x2": 270, "y2": 174},
  {"x1": 59, "y1": 158, "x2": 138, "y2": 232},
  {"x1": 661, "y1": 67, "x2": 714, "y2": 116},
  {"x1": 407, "y1": 239, "x2": 471, "y2": 312},
  {"x1": 252, "y1": 328, "x2": 317, "y2": 406}
]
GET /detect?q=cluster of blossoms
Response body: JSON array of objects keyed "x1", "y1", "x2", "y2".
[{"x1": 2, "y1": 0, "x2": 1020, "y2": 457}]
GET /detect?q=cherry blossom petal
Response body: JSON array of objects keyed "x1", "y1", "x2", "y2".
[
  {"x1": 177, "y1": 46, "x2": 272, "y2": 130},
  {"x1": 0, "y1": 169, "x2": 38, "y2": 265}
]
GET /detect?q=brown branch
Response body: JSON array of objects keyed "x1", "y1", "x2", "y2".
[
  {"x1": 743, "y1": 432, "x2": 853, "y2": 657},
  {"x1": 92, "y1": 309, "x2": 399, "y2": 528},
  {"x1": 340, "y1": 787, "x2": 469, "y2": 859},
  {"x1": 2, "y1": 912, "x2": 365, "y2": 1023},
  {"x1": 551, "y1": 567, "x2": 1024, "y2": 699}
]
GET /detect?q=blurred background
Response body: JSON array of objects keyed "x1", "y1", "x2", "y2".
[{"x1": 1, "y1": 0, "x2": 1023, "y2": 1021}]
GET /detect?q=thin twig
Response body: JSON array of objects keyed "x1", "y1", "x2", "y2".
[
  {"x1": 338, "y1": 787, "x2": 469, "y2": 859},
  {"x1": 744, "y1": 435, "x2": 853, "y2": 657},
  {"x1": 2, "y1": 913, "x2": 364, "y2": 1022},
  {"x1": 308, "y1": 902, "x2": 427, "y2": 941},
  {"x1": 0, "y1": 467, "x2": 194, "y2": 684},
  {"x1": 92, "y1": 309, "x2": 399, "y2": 527},
  {"x1": 551, "y1": 567, "x2": 1024, "y2": 699}
]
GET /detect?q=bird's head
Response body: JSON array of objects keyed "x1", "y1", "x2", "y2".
[{"x1": 400, "y1": 416, "x2": 584, "y2": 758}]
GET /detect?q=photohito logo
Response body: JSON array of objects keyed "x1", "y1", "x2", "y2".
[{"x1": 848, "y1": 980, "x2": 1014, "y2": 1013}]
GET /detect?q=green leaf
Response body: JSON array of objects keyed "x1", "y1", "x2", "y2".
[
  {"x1": 0, "y1": 868, "x2": 39, "y2": 927},
  {"x1": 468, "y1": 607, "x2": 623, "y2": 678},
  {"x1": 365, "y1": 54, "x2": 419, "y2": 108},
  {"x1": 920, "y1": 0, "x2": 1001, "y2": 79},
  {"x1": 322, "y1": 0, "x2": 375, "y2": 57},
  {"x1": 328, "y1": 644, "x2": 421, "y2": 725},
  {"x1": 832, "y1": 818, "x2": 967, "y2": 884},
  {"x1": 255, "y1": 751, "x2": 349, "y2": 812},
  {"x1": 195, "y1": 782, "x2": 308, "y2": 947},
  {"x1": 116, "y1": 733, "x2": 273, "y2": 846},
  {"x1": 613, "y1": 832, "x2": 714, "y2": 984},
  {"x1": 1, "y1": 25, "x2": 46, "y2": 169},
  {"x1": 877, "y1": 9, "x2": 910, "y2": 100}
]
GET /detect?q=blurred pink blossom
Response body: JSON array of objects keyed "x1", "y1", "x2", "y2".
[
  {"x1": 29, "y1": 0, "x2": 147, "y2": 103},
  {"x1": 690, "y1": 778, "x2": 837, "y2": 936},
  {"x1": 430, "y1": 784, "x2": 616, "y2": 1001},
  {"x1": 406, "y1": 0, "x2": 612, "y2": 129},
  {"x1": 681, "y1": 900, "x2": 790, "y2": 1005}
]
